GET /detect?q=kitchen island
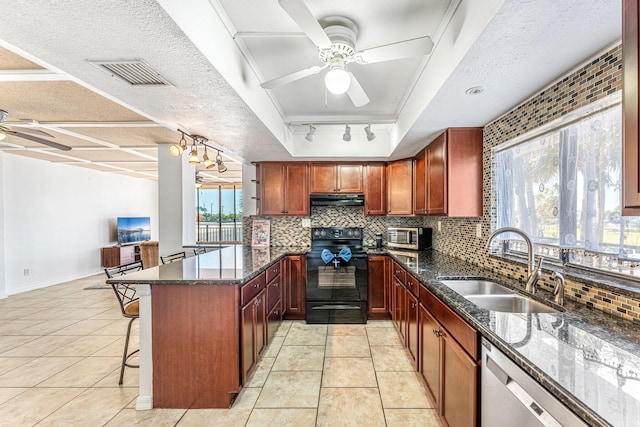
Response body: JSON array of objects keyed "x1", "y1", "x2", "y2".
[{"x1": 106, "y1": 245, "x2": 306, "y2": 410}]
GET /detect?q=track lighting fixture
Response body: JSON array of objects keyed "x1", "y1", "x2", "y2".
[
  {"x1": 364, "y1": 124, "x2": 376, "y2": 141},
  {"x1": 168, "y1": 130, "x2": 227, "y2": 172},
  {"x1": 305, "y1": 124, "x2": 316, "y2": 142},
  {"x1": 342, "y1": 124, "x2": 351, "y2": 142}
]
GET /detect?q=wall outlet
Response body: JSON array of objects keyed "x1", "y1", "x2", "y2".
[
  {"x1": 23, "y1": 268, "x2": 30, "y2": 277},
  {"x1": 301, "y1": 218, "x2": 311, "y2": 228},
  {"x1": 437, "y1": 221, "x2": 442, "y2": 232},
  {"x1": 476, "y1": 223, "x2": 482, "y2": 238}
]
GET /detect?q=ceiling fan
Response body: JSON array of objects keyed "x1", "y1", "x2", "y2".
[
  {"x1": 260, "y1": 0, "x2": 435, "y2": 107},
  {"x1": 0, "y1": 109, "x2": 72, "y2": 151}
]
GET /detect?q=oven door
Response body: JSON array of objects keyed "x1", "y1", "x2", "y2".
[{"x1": 305, "y1": 253, "x2": 368, "y2": 324}]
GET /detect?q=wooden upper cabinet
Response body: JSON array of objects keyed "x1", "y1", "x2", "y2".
[
  {"x1": 363, "y1": 163, "x2": 386, "y2": 215},
  {"x1": 413, "y1": 149, "x2": 427, "y2": 214},
  {"x1": 387, "y1": 158, "x2": 413, "y2": 215},
  {"x1": 623, "y1": 0, "x2": 640, "y2": 214},
  {"x1": 258, "y1": 162, "x2": 309, "y2": 216},
  {"x1": 310, "y1": 163, "x2": 363, "y2": 193},
  {"x1": 426, "y1": 128, "x2": 483, "y2": 217}
]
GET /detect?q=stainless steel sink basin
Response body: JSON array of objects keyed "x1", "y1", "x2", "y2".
[
  {"x1": 465, "y1": 294, "x2": 559, "y2": 313},
  {"x1": 439, "y1": 279, "x2": 514, "y2": 296}
]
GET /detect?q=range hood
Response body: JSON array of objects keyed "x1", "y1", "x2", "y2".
[{"x1": 310, "y1": 193, "x2": 365, "y2": 206}]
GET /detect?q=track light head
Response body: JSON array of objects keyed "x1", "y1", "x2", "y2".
[
  {"x1": 188, "y1": 145, "x2": 200, "y2": 164},
  {"x1": 216, "y1": 151, "x2": 227, "y2": 173},
  {"x1": 342, "y1": 124, "x2": 351, "y2": 142},
  {"x1": 305, "y1": 124, "x2": 316, "y2": 142},
  {"x1": 364, "y1": 124, "x2": 376, "y2": 141}
]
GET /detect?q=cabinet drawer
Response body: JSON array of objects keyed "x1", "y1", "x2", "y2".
[
  {"x1": 266, "y1": 260, "x2": 281, "y2": 283},
  {"x1": 266, "y1": 275, "x2": 282, "y2": 312},
  {"x1": 241, "y1": 272, "x2": 266, "y2": 306},
  {"x1": 421, "y1": 286, "x2": 478, "y2": 360},
  {"x1": 405, "y1": 273, "x2": 419, "y2": 297},
  {"x1": 392, "y1": 261, "x2": 406, "y2": 284}
]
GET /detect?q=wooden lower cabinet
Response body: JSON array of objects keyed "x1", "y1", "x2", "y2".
[
  {"x1": 392, "y1": 277, "x2": 406, "y2": 339},
  {"x1": 406, "y1": 291, "x2": 419, "y2": 367},
  {"x1": 441, "y1": 330, "x2": 478, "y2": 427},
  {"x1": 241, "y1": 289, "x2": 266, "y2": 384},
  {"x1": 419, "y1": 305, "x2": 441, "y2": 405},
  {"x1": 283, "y1": 255, "x2": 306, "y2": 319},
  {"x1": 368, "y1": 255, "x2": 390, "y2": 317}
]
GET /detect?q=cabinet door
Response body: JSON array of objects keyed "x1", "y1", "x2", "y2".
[
  {"x1": 260, "y1": 163, "x2": 286, "y2": 215},
  {"x1": 419, "y1": 305, "x2": 441, "y2": 407},
  {"x1": 310, "y1": 163, "x2": 337, "y2": 193},
  {"x1": 427, "y1": 133, "x2": 447, "y2": 214},
  {"x1": 392, "y1": 277, "x2": 406, "y2": 340},
  {"x1": 364, "y1": 163, "x2": 386, "y2": 215},
  {"x1": 336, "y1": 164, "x2": 363, "y2": 192},
  {"x1": 266, "y1": 302, "x2": 282, "y2": 344},
  {"x1": 284, "y1": 255, "x2": 306, "y2": 319},
  {"x1": 441, "y1": 331, "x2": 478, "y2": 427},
  {"x1": 241, "y1": 300, "x2": 256, "y2": 383},
  {"x1": 406, "y1": 291, "x2": 419, "y2": 367},
  {"x1": 367, "y1": 255, "x2": 388, "y2": 316},
  {"x1": 255, "y1": 292, "x2": 266, "y2": 358},
  {"x1": 387, "y1": 158, "x2": 413, "y2": 215},
  {"x1": 623, "y1": 0, "x2": 640, "y2": 214},
  {"x1": 285, "y1": 164, "x2": 309, "y2": 215},
  {"x1": 413, "y1": 149, "x2": 427, "y2": 214}
]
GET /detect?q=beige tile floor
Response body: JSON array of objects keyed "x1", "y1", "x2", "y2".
[{"x1": 0, "y1": 274, "x2": 443, "y2": 426}]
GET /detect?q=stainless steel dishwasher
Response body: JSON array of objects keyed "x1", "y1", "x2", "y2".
[{"x1": 481, "y1": 338, "x2": 587, "y2": 426}]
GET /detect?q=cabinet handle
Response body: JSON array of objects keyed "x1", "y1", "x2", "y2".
[
  {"x1": 274, "y1": 282, "x2": 279, "y2": 287},
  {"x1": 281, "y1": 210, "x2": 285, "y2": 214},
  {"x1": 254, "y1": 284, "x2": 259, "y2": 288},
  {"x1": 411, "y1": 302, "x2": 416, "y2": 308},
  {"x1": 407, "y1": 281, "x2": 413, "y2": 287}
]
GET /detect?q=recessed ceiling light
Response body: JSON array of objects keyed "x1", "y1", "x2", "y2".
[{"x1": 465, "y1": 86, "x2": 485, "y2": 95}]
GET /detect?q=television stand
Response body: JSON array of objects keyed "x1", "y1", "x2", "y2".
[{"x1": 101, "y1": 244, "x2": 141, "y2": 268}]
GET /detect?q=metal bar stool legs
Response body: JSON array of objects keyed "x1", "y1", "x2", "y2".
[{"x1": 119, "y1": 316, "x2": 140, "y2": 385}]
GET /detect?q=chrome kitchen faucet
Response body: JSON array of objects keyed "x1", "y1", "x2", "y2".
[{"x1": 485, "y1": 227, "x2": 542, "y2": 294}]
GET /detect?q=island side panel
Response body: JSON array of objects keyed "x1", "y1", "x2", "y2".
[{"x1": 151, "y1": 284, "x2": 240, "y2": 408}]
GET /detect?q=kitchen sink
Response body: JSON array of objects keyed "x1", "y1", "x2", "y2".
[
  {"x1": 439, "y1": 279, "x2": 514, "y2": 296},
  {"x1": 465, "y1": 294, "x2": 559, "y2": 313}
]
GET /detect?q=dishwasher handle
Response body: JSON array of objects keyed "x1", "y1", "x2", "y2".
[{"x1": 485, "y1": 355, "x2": 563, "y2": 427}]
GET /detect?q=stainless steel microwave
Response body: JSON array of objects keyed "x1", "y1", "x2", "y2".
[{"x1": 387, "y1": 227, "x2": 432, "y2": 250}]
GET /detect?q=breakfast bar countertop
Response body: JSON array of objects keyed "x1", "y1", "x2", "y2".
[{"x1": 105, "y1": 245, "x2": 308, "y2": 285}]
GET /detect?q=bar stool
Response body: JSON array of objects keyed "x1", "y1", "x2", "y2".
[
  {"x1": 160, "y1": 251, "x2": 186, "y2": 264},
  {"x1": 105, "y1": 262, "x2": 142, "y2": 385}
]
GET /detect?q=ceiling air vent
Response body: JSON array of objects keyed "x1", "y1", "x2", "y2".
[{"x1": 89, "y1": 59, "x2": 173, "y2": 86}]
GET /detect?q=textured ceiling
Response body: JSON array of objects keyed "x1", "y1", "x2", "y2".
[{"x1": 0, "y1": 0, "x2": 623, "y2": 185}]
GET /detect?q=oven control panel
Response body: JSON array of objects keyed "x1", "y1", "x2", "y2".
[{"x1": 312, "y1": 227, "x2": 362, "y2": 240}]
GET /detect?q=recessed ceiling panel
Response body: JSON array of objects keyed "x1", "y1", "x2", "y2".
[
  {"x1": 0, "y1": 46, "x2": 43, "y2": 69},
  {"x1": 65, "y1": 149, "x2": 152, "y2": 162},
  {"x1": 66, "y1": 126, "x2": 176, "y2": 147}
]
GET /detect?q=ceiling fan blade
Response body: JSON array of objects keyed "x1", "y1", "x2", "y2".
[
  {"x1": 8, "y1": 127, "x2": 55, "y2": 138},
  {"x1": 6, "y1": 130, "x2": 72, "y2": 151},
  {"x1": 356, "y1": 36, "x2": 434, "y2": 64},
  {"x1": 346, "y1": 73, "x2": 370, "y2": 107},
  {"x1": 261, "y1": 64, "x2": 327, "y2": 89},
  {"x1": 278, "y1": 0, "x2": 332, "y2": 49}
]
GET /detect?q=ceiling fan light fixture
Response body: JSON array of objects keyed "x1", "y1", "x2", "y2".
[
  {"x1": 305, "y1": 124, "x2": 316, "y2": 142},
  {"x1": 343, "y1": 124, "x2": 351, "y2": 141},
  {"x1": 364, "y1": 124, "x2": 376, "y2": 141},
  {"x1": 324, "y1": 57, "x2": 351, "y2": 95}
]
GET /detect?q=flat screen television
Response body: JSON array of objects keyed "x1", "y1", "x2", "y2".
[{"x1": 117, "y1": 217, "x2": 151, "y2": 245}]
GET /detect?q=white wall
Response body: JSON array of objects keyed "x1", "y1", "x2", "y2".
[
  {"x1": 0, "y1": 153, "x2": 6, "y2": 298},
  {"x1": 1, "y1": 153, "x2": 158, "y2": 296}
]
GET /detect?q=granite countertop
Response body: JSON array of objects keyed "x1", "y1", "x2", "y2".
[
  {"x1": 382, "y1": 248, "x2": 640, "y2": 427},
  {"x1": 108, "y1": 244, "x2": 639, "y2": 426},
  {"x1": 105, "y1": 245, "x2": 308, "y2": 285}
]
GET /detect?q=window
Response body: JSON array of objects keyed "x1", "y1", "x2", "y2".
[
  {"x1": 494, "y1": 94, "x2": 640, "y2": 278},
  {"x1": 196, "y1": 185, "x2": 242, "y2": 243}
]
